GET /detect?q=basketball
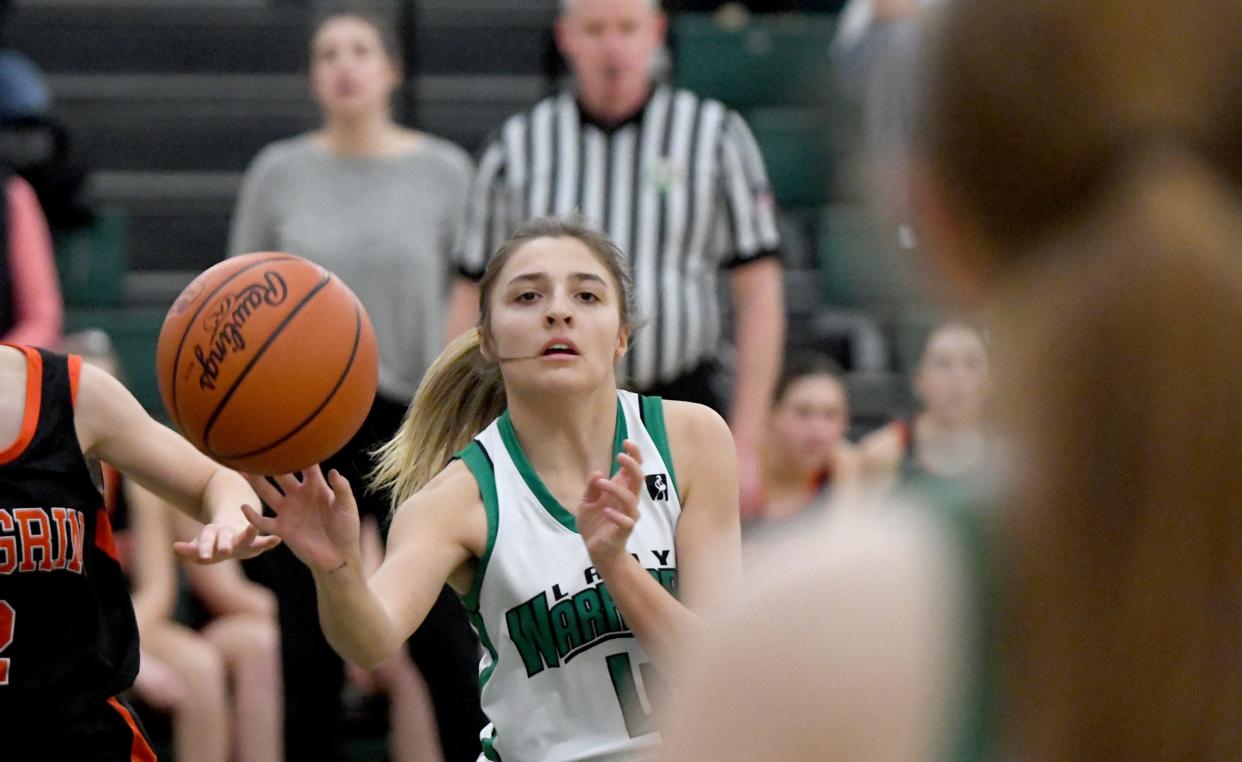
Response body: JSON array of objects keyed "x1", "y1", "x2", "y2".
[{"x1": 156, "y1": 252, "x2": 379, "y2": 475}]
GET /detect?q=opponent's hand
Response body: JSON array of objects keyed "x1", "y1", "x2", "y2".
[
  {"x1": 173, "y1": 515, "x2": 282, "y2": 564},
  {"x1": 578, "y1": 440, "x2": 644, "y2": 563},
  {"x1": 237, "y1": 466, "x2": 363, "y2": 575}
]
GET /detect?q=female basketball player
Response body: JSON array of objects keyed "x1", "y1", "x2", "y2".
[
  {"x1": 663, "y1": 0, "x2": 1242, "y2": 758},
  {"x1": 245, "y1": 218, "x2": 742, "y2": 761},
  {"x1": 859, "y1": 320, "x2": 990, "y2": 495},
  {"x1": 0, "y1": 342, "x2": 279, "y2": 760},
  {"x1": 746, "y1": 352, "x2": 856, "y2": 529}
]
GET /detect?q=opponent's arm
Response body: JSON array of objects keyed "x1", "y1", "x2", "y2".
[{"x1": 75, "y1": 362, "x2": 277, "y2": 562}]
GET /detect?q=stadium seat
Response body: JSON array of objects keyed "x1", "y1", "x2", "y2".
[
  {"x1": 747, "y1": 107, "x2": 840, "y2": 207},
  {"x1": 673, "y1": 13, "x2": 837, "y2": 110},
  {"x1": 54, "y1": 207, "x2": 128, "y2": 308},
  {"x1": 816, "y1": 203, "x2": 915, "y2": 307},
  {"x1": 64, "y1": 307, "x2": 166, "y2": 414}
]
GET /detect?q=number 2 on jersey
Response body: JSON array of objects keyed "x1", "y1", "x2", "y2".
[
  {"x1": 0, "y1": 600, "x2": 14, "y2": 684},
  {"x1": 607, "y1": 653, "x2": 665, "y2": 738}
]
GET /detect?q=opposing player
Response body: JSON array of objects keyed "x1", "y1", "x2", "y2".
[
  {"x1": 0, "y1": 343, "x2": 280, "y2": 759},
  {"x1": 245, "y1": 218, "x2": 742, "y2": 761}
]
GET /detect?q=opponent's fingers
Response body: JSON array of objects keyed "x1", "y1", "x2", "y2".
[
  {"x1": 244, "y1": 474, "x2": 286, "y2": 509},
  {"x1": 172, "y1": 540, "x2": 200, "y2": 560},
  {"x1": 241, "y1": 503, "x2": 277, "y2": 535},
  {"x1": 196, "y1": 525, "x2": 219, "y2": 562},
  {"x1": 213, "y1": 525, "x2": 237, "y2": 557}
]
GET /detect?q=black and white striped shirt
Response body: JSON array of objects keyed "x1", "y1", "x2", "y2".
[{"x1": 456, "y1": 84, "x2": 781, "y2": 390}]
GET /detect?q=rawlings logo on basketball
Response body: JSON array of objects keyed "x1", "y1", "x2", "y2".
[{"x1": 193, "y1": 271, "x2": 289, "y2": 391}]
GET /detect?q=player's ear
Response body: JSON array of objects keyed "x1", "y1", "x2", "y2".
[
  {"x1": 477, "y1": 326, "x2": 498, "y2": 363},
  {"x1": 614, "y1": 326, "x2": 630, "y2": 363}
]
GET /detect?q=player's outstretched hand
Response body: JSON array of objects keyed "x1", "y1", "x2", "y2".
[
  {"x1": 173, "y1": 514, "x2": 282, "y2": 564},
  {"x1": 237, "y1": 466, "x2": 363, "y2": 575},
  {"x1": 578, "y1": 440, "x2": 644, "y2": 563}
]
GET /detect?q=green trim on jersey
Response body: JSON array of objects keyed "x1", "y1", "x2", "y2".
[
  {"x1": 458, "y1": 441, "x2": 500, "y2": 614},
  {"x1": 639, "y1": 395, "x2": 680, "y2": 502},
  {"x1": 497, "y1": 398, "x2": 628, "y2": 533},
  {"x1": 456, "y1": 441, "x2": 504, "y2": 759}
]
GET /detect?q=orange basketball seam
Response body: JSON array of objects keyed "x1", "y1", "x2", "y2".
[
  {"x1": 214, "y1": 298, "x2": 368, "y2": 462},
  {"x1": 165, "y1": 254, "x2": 299, "y2": 432},
  {"x1": 201, "y1": 272, "x2": 333, "y2": 458}
]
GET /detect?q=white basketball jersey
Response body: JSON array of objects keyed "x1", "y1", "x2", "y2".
[{"x1": 457, "y1": 390, "x2": 682, "y2": 762}]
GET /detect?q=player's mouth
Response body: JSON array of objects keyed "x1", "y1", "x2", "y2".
[{"x1": 540, "y1": 338, "x2": 580, "y2": 357}]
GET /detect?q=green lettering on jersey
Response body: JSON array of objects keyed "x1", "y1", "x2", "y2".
[
  {"x1": 573, "y1": 586, "x2": 609, "y2": 643},
  {"x1": 505, "y1": 591, "x2": 560, "y2": 677},
  {"x1": 549, "y1": 598, "x2": 583, "y2": 657}
]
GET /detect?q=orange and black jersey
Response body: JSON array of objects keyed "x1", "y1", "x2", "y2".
[{"x1": 0, "y1": 345, "x2": 139, "y2": 722}]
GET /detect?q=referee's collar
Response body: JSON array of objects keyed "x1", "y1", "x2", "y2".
[{"x1": 574, "y1": 82, "x2": 664, "y2": 133}]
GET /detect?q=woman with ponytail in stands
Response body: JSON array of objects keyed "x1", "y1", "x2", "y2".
[
  {"x1": 664, "y1": 0, "x2": 1242, "y2": 759},
  {"x1": 228, "y1": 7, "x2": 478, "y2": 758},
  {"x1": 244, "y1": 217, "x2": 742, "y2": 762}
]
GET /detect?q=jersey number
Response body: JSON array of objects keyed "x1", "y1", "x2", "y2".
[
  {"x1": 0, "y1": 600, "x2": 13, "y2": 685},
  {"x1": 606, "y1": 653, "x2": 665, "y2": 738}
]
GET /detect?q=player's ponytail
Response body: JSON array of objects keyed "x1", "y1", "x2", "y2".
[
  {"x1": 992, "y1": 145, "x2": 1242, "y2": 757},
  {"x1": 371, "y1": 328, "x2": 506, "y2": 515}
]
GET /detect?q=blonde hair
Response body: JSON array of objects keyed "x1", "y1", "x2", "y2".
[
  {"x1": 371, "y1": 217, "x2": 636, "y2": 516},
  {"x1": 371, "y1": 329, "x2": 507, "y2": 513}
]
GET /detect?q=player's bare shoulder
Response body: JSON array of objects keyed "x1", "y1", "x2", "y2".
[
  {"x1": 390, "y1": 458, "x2": 489, "y2": 559},
  {"x1": 662, "y1": 400, "x2": 738, "y2": 503}
]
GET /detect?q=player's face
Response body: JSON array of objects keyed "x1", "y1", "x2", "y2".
[
  {"x1": 915, "y1": 326, "x2": 990, "y2": 426},
  {"x1": 557, "y1": 0, "x2": 666, "y2": 109},
  {"x1": 310, "y1": 16, "x2": 400, "y2": 122},
  {"x1": 770, "y1": 375, "x2": 849, "y2": 473},
  {"x1": 485, "y1": 236, "x2": 628, "y2": 395}
]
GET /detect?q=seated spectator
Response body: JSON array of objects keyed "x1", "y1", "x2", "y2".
[
  {"x1": 859, "y1": 320, "x2": 990, "y2": 494},
  {"x1": 2, "y1": 171, "x2": 62, "y2": 347},
  {"x1": 746, "y1": 352, "x2": 858, "y2": 531},
  {"x1": 120, "y1": 477, "x2": 283, "y2": 762},
  {"x1": 0, "y1": 49, "x2": 94, "y2": 233},
  {"x1": 69, "y1": 332, "x2": 283, "y2": 762}
]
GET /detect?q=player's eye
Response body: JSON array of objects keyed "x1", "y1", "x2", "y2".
[
  {"x1": 515, "y1": 291, "x2": 540, "y2": 303},
  {"x1": 577, "y1": 291, "x2": 600, "y2": 303}
]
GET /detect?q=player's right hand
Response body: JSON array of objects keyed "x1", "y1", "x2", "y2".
[{"x1": 241, "y1": 466, "x2": 362, "y2": 575}]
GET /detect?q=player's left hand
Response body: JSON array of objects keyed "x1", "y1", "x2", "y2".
[
  {"x1": 173, "y1": 518, "x2": 282, "y2": 564},
  {"x1": 578, "y1": 440, "x2": 644, "y2": 563}
]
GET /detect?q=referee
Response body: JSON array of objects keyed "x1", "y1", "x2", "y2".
[{"x1": 446, "y1": 0, "x2": 785, "y2": 516}]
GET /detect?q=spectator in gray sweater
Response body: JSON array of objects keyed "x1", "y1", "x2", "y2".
[{"x1": 227, "y1": 8, "x2": 483, "y2": 761}]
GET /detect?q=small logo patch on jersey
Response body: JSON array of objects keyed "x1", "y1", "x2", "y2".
[{"x1": 645, "y1": 474, "x2": 669, "y2": 501}]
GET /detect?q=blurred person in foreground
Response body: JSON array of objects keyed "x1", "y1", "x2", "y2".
[
  {"x1": 663, "y1": 0, "x2": 1242, "y2": 759},
  {"x1": 445, "y1": 0, "x2": 786, "y2": 522},
  {"x1": 860, "y1": 319, "x2": 990, "y2": 496},
  {"x1": 229, "y1": 6, "x2": 475, "y2": 760}
]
